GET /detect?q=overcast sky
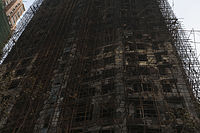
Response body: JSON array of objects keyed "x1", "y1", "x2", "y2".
[
  {"x1": 168, "y1": 0, "x2": 200, "y2": 30},
  {"x1": 165, "y1": 0, "x2": 200, "y2": 58}
]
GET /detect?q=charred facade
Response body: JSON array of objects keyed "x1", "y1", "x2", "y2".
[{"x1": 0, "y1": 0, "x2": 200, "y2": 133}]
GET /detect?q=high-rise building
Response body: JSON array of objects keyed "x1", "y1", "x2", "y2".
[
  {"x1": 2, "y1": 0, "x2": 25, "y2": 30},
  {"x1": 0, "y1": 1, "x2": 11, "y2": 51},
  {"x1": 0, "y1": 0, "x2": 200, "y2": 133}
]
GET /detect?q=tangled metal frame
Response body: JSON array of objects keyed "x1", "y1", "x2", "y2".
[
  {"x1": 158, "y1": 0, "x2": 200, "y2": 100},
  {"x1": 1, "y1": 0, "x2": 200, "y2": 101}
]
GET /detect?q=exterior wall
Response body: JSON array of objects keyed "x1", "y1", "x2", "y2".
[
  {"x1": 0, "y1": 1, "x2": 10, "y2": 51},
  {"x1": 2, "y1": 0, "x2": 25, "y2": 30},
  {"x1": 0, "y1": 0, "x2": 199, "y2": 133}
]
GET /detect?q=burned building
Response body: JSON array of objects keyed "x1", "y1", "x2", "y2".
[{"x1": 0, "y1": 0, "x2": 200, "y2": 133}]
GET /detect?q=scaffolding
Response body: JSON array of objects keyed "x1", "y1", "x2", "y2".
[
  {"x1": 158, "y1": 0, "x2": 200, "y2": 100},
  {"x1": 0, "y1": 0, "x2": 44, "y2": 64},
  {"x1": 0, "y1": 0, "x2": 200, "y2": 132}
]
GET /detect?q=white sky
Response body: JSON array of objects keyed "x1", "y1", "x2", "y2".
[
  {"x1": 168, "y1": 0, "x2": 200, "y2": 58},
  {"x1": 168, "y1": 0, "x2": 200, "y2": 30},
  {"x1": 23, "y1": 0, "x2": 35, "y2": 9}
]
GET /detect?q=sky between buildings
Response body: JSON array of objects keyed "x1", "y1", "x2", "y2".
[
  {"x1": 23, "y1": 0, "x2": 35, "y2": 10},
  {"x1": 23, "y1": 0, "x2": 200, "y2": 57}
]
